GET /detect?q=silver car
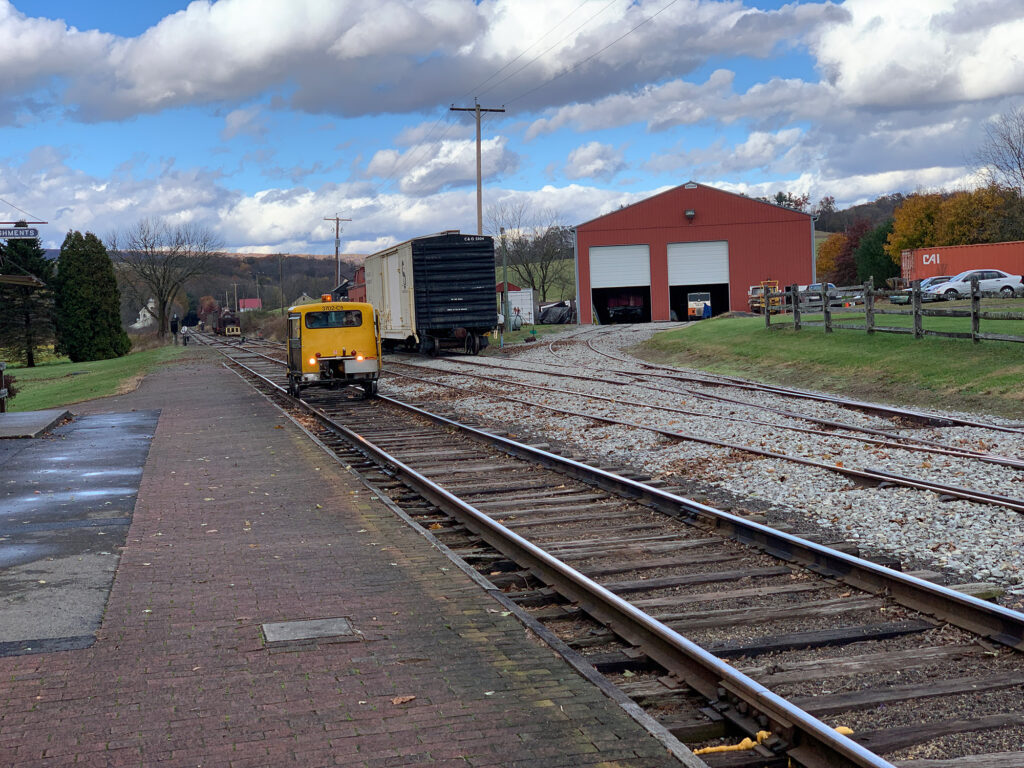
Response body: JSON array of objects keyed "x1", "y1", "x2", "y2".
[
  {"x1": 924, "y1": 269, "x2": 1023, "y2": 300},
  {"x1": 890, "y1": 275, "x2": 953, "y2": 304}
]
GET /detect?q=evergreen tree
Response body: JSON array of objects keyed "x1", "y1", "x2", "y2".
[
  {"x1": 55, "y1": 231, "x2": 131, "y2": 362},
  {"x1": 0, "y1": 230, "x2": 55, "y2": 367},
  {"x1": 855, "y1": 218, "x2": 898, "y2": 288}
]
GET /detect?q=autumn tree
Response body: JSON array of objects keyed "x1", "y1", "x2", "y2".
[
  {"x1": 832, "y1": 220, "x2": 872, "y2": 286},
  {"x1": 816, "y1": 232, "x2": 846, "y2": 281},
  {"x1": 108, "y1": 218, "x2": 222, "y2": 338},
  {"x1": 884, "y1": 193, "x2": 943, "y2": 260},
  {"x1": 55, "y1": 231, "x2": 131, "y2": 362},
  {"x1": 0, "y1": 228, "x2": 55, "y2": 367}
]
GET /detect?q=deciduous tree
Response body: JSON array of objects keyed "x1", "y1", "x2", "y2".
[
  {"x1": 108, "y1": 218, "x2": 222, "y2": 338},
  {"x1": 816, "y1": 232, "x2": 846, "y2": 281},
  {"x1": 832, "y1": 220, "x2": 871, "y2": 286},
  {"x1": 487, "y1": 202, "x2": 575, "y2": 302},
  {"x1": 55, "y1": 231, "x2": 131, "y2": 362},
  {"x1": 884, "y1": 193, "x2": 943, "y2": 260},
  {"x1": 974, "y1": 106, "x2": 1024, "y2": 192}
]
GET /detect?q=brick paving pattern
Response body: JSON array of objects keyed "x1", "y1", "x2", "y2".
[{"x1": 0, "y1": 349, "x2": 686, "y2": 767}]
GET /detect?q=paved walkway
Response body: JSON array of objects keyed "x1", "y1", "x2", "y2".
[{"x1": 0, "y1": 347, "x2": 692, "y2": 767}]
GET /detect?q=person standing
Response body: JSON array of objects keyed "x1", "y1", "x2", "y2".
[
  {"x1": 180, "y1": 325, "x2": 190, "y2": 346},
  {"x1": 170, "y1": 314, "x2": 180, "y2": 345}
]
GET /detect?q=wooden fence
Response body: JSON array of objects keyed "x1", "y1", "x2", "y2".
[{"x1": 764, "y1": 279, "x2": 1024, "y2": 344}]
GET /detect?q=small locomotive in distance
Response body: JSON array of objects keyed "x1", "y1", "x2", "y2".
[{"x1": 213, "y1": 309, "x2": 241, "y2": 337}]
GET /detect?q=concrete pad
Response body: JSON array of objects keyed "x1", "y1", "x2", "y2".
[
  {"x1": 262, "y1": 617, "x2": 356, "y2": 646},
  {"x1": 0, "y1": 409, "x2": 71, "y2": 439}
]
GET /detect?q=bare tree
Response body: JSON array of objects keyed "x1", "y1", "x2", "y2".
[
  {"x1": 108, "y1": 218, "x2": 222, "y2": 337},
  {"x1": 486, "y1": 202, "x2": 575, "y2": 302},
  {"x1": 974, "y1": 106, "x2": 1024, "y2": 191}
]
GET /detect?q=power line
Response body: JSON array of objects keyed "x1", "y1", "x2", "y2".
[
  {"x1": 477, "y1": 0, "x2": 621, "y2": 100},
  {"x1": 466, "y1": 0, "x2": 596, "y2": 99},
  {"x1": 506, "y1": 0, "x2": 680, "y2": 107}
]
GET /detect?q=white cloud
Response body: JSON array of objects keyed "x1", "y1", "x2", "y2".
[
  {"x1": 365, "y1": 135, "x2": 518, "y2": 195},
  {"x1": 812, "y1": 0, "x2": 1024, "y2": 107},
  {"x1": 221, "y1": 106, "x2": 266, "y2": 140},
  {"x1": 564, "y1": 141, "x2": 625, "y2": 181}
]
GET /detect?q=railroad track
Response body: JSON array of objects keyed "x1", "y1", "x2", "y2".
[
  {"x1": 199, "y1": 334, "x2": 1024, "y2": 768},
  {"x1": 566, "y1": 325, "x2": 1024, "y2": 435},
  {"x1": 382, "y1": 356, "x2": 1024, "y2": 516}
]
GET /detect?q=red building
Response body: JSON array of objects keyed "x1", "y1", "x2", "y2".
[
  {"x1": 239, "y1": 298, "x2": 262, "y2": 311},
  {"x1": 901, "y1": 240, "x2": 1024, "y2": 282},
  {"x1": 349, "y1": 265, "x2": 366, "y2": 302},
  {"x1": 575, "y1": 182, "x2": 815, "y2": 323}
]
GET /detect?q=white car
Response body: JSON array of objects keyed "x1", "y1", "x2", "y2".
[{"x1": 924, "y1": 269, "x2": 1023, "y2": 300}]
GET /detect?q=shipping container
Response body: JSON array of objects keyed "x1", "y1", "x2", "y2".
[
  {"x1": 901, "y1": 240, "x2": 1024, "y2": 282},
  {"x1": 363, "y1": 231, "x2": 496, "y2": 354}
]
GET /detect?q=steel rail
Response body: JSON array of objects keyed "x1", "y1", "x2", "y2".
[
  {"x1": 202, "y1": 339, "x2": 1024, "y2": 648},
  {"x1": 397, "y1": 352, "x2": 1024, "y2": 469},
  {"x1": 212, "y1": 340, "x2": 1024, "y2": 766},
  {"x1": 386, "y1": 358, "x2": 1024, "y2": 470},
  {"x1": 212, "y1": 353, "x2": 898, "y2": 768},
  {"x1": 387, "y1": 368, "x2": 1024, "y2": 515}
]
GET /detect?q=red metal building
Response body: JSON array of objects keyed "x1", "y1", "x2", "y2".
[
  {"x1": 575, "y1": 182, "x2": 815, "y2": 323},
  {"x1": 901, "y1": 240, "x2": 1024, "y2": 282}
]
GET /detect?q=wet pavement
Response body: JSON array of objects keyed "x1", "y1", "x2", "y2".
[{"x1": 0, "y1": 411, "x2": 157, "y2": 655}]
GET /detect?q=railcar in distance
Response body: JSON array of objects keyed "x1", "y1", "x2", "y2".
[
  {"x1": 286, "y1": 297, "x2": 382, "y2": 399},
  {"x1": 214, "y1": 309, "x2": 241, "y2": 336}
]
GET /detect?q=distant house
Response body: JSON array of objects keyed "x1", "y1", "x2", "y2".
[
  {"x1": 290, "y1": 292, "x2": 319, "y2": 307},
  {"x1": 239, "y1": 298, "x2": 262, "y2": 312},
  {"x1": 130, "y1": 299, "x2": 156, "y2": 330}
]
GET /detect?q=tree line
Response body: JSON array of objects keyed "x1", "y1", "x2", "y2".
[{"x1": 1, "y1": 218, "x2": 221, "y2": 368}]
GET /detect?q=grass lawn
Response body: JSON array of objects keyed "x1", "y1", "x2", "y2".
[
  {"x1": 4, "y1": 346, "x2": 188, "y2": 412},
  {"x1": 636, "y1": 315, "x2": 1024, "y2": 419}
]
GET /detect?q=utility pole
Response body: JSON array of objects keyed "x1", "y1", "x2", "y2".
[
  {"x1": 450, "y1": 99, "x2": 505, "y2": 235},
  {"x1": 278, "y1": 254, "x2": 285, "y2": 316},
  {"x1": 323, "y1": 215, "x2": 351, "y2": 287},
  {"x1": 232, "y1": 283, "x2": 238, "y2": 313}
]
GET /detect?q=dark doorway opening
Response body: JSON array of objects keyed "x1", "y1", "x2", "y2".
[
  {"x1": 669, "y1": 283, "x2": 729, "y2": 320},
  {"x1": 592, "y1": 286, "x2": 651, "y2": 324}
]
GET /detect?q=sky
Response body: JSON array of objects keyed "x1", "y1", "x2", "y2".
[{"x1": 1, "y1": 0, "x2": 1023, "y2": 255}]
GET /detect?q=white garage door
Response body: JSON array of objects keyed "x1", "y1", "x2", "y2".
[
  {"x1": 667, "y1": 241, "x2": 729, "y2": 284},
  {"x1": 589, "y1": 245, "x2": 651, "y2": 288}
]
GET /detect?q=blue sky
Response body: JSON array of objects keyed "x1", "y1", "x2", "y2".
[{"x1": 2, "y1": 0, "x2": 1023, "y2": 255}]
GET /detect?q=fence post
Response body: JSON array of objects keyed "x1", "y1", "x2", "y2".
[
  {"x1": 864, "y1": 280, "x2": 874, "y2": 334},
  {"x1": 912, "y1": 280, "x2": 923, "y2": 339},
  {"x1": 971, "y1": 276, "x2": 981, "y2": 343},
  {"x1": 791, "y1": 284, "x2": 801, "y2": 331},
  {"x1": 822, "y1": 285, "x2": 832, "y2": 333},
  {"x1": 764, "y1": 293, "x2": 771, "y2": 328}
]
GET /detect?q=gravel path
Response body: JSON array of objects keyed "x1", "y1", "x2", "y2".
[{"x1": 381, "y1": 324, "x2": 1024, "y2": 609}]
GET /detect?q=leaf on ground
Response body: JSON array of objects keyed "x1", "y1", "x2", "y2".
[{"x1": 391, "y1": 695, "x2": 416, "y2": 705}]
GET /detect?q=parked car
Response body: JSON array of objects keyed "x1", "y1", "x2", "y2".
[
  {"x1": 801, "y1": 283, "x2": 863, "y2": 306},
  {"x1": 890, "y1": 275, "x2": 953, "y2": 304},
  {"x1": 924, "y1": 269, "x2": 1024, "y2": 300}
]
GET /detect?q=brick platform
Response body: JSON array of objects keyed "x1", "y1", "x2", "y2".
[{"x1": 0, "y1": 348, "x2": 695, "y2": 767}]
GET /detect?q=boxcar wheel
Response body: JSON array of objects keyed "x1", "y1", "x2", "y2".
[
  {"x1": 363, "y1": 381, "x2": 378, "y2": 399},
  {"x1": 287, "y1": 378, "x2": 299, "y2": 398}
]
